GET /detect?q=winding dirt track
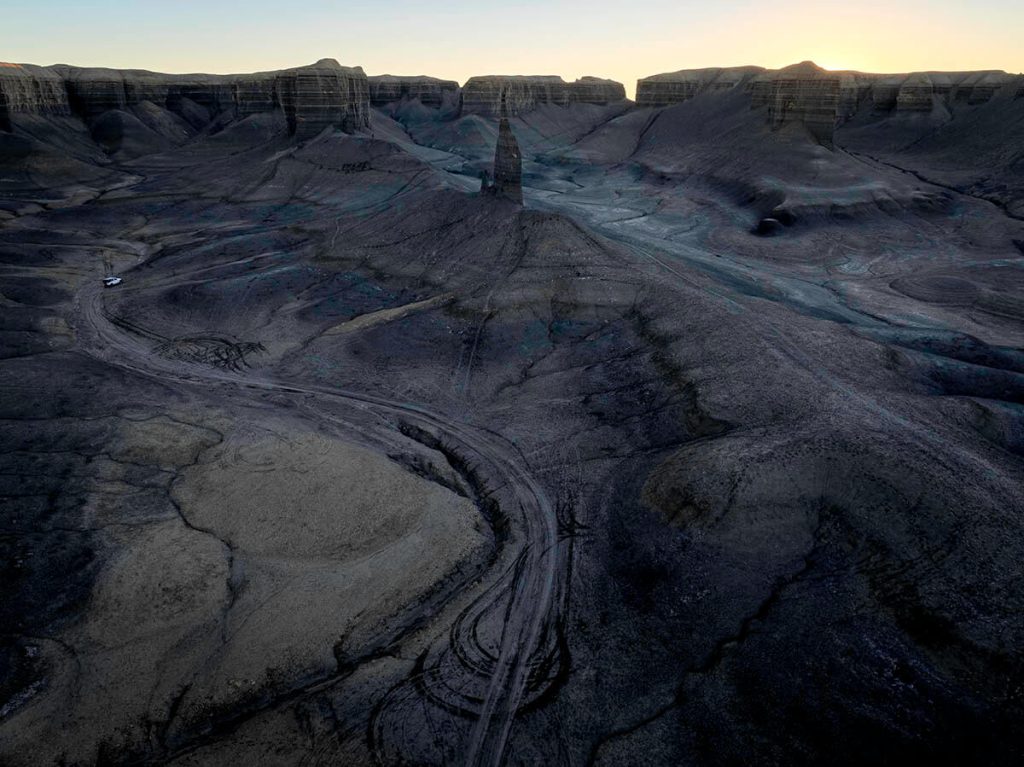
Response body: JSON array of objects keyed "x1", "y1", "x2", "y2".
[{"x1": 75, "y1": 272, "x2": 560, "y2": 766}]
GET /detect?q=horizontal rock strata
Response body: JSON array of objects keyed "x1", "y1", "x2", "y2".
[
  {"x1": 276, "y1": 60, "x2": 369, "y2": 139},
  {"x1": 461, "y1": 75, "x2": 626, "y2": 116},
  {"x1": 368, "y1": 75, "x2": 459, "y2": 107},
  {"x1": 0, "y1": 63, "x2": 71, "y2": 119},
  {"x1": 749, "y1": 62, "x2": 854, "y2": 146},
  {"x1": 635, "y1": 66, "x2": 765, "y2": 107},
  {"x1": 0, "y1": 59, "x2": 369, "y2": 138},
  {"x1": 637, "y1": 61, "x2": 1024, "y2": 146},
  {"x1": 889, "y1": 70, "x2": 1018, "y2": 111}
]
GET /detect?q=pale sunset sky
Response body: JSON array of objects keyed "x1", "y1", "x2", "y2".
[{"x1": 3, "y1": 0, "x2": 1022, "y2": 98}]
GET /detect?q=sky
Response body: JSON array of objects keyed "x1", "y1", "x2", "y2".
[{"x1": 3, "y1": 0, "x2": 1022, "y2": 98}]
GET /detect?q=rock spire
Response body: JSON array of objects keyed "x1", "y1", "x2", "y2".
[{"x1": 480, "y1": 93, "x2": 523, "y2": 203}]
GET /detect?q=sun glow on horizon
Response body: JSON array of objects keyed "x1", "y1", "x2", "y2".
[{"x1": 1, "y1": 1, "x2": 1021, "y2": 100}]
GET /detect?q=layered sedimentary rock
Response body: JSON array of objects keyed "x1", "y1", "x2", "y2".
[
  {"x1": 276, "y1": 60, "x2": 369, "y2": 138},
  {"x1": 890, "y1": 70, "x2": 1017, "y2": 111},
  {"x1": 636, "y1": 61, "x2": 1023, "y2": 148},
  {"x1": 635, "y1": 66, "x2": 765, "y2": 107},
  {"x1": 639, "y1": 62, "x2": 1022, "y2": 115},
  {"x1": 869, "y1": 76, "x2": 904, "y2": 111},
  {"x1": 0, "y1": 59, "x2": 369, "y2": 138},
  {"x1": 461, "y1": 75, "x2": 625, "y2": 116},
  {"x1": 635, "y1": 62, "x2": 867, "y2": 145},
  {"x1": 895, "y1": 73, "x2": 950, "y2": 112},
  {"x1": 0, "y1": 63, "x2": 71, "y2": 119},
  {"x1": 570, "y1": 76, "x2": 629, "y2": 105},
  {"x1": 368, "y1": 75, "x2": 459, "y2": 107},
  {"x1": 749, "y1": 62, "x2": 852, "y2": 146},
  {"x1": 61, "y1": 67, "x2": 176, "y2": 117}
]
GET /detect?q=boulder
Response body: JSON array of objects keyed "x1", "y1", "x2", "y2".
[{"x1": 754, "y1": 217, "x2": 785, "y2": 236}]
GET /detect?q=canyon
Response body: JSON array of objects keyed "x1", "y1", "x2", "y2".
[
  {"x1": 2, "y1": 53, "x2": 1023, "y2": 767},
  {"x1": 6, "y1": 58, "x2": 1020, "y2": 160}
]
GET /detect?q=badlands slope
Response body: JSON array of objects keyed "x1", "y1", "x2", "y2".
[{"x1": 1, "y1": 59, "x2": 1023, "y2": 766}]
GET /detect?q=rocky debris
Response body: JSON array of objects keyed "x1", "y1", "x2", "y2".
[
  {"x1": 368, "y1": 75, "x2": 459, "y2": 108},
  {"x1": 0, "y1": 59, "x2": 369, "y2": 139},
  {"x1": 480, "y1": 115, "x2": 523, "y2": 204},
  {"x1": 461, "y1": 75, "x2": 625, "y2": 116}
]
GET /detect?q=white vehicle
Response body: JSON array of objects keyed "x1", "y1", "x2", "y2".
[{"x1": 103, "y1": 276, "x2": 123, "y2": 288}]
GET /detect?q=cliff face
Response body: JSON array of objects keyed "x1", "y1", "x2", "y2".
[
  {"x1": 277, "y1": 60, "x2": 369, "y2": 138},
  {"x1": 570, "y1": 76, "x2": 629, "y2": 105},
  {"x1": 635, "y1": 66, "x2": 764, "y2": 107},
  {"x1": 0, "y1": 59, "x2": 369, "y2": 140},
  {"x1": 749, "y1": 62, "x2": 857, "y2": 146},
  {"x1": 636, "y1": 62, "x2": 863, "y2": 144},
  {"x1": 368, "y1": 75, "x2": 459, "y2": 108},
  {"x1": 753, "y1": 65, "x2": 1022, "y2": 142},
  {"x1": 0, "y1": 63, "x2": 71, "y2": 121},
  {"x1": 636, "y1": 61, "x2": 1023, "y2": 147},
  {"x1": 888, "y1": 71, "x2": 1017, "y2": 111},
  {"x1": 461, "y1": 75, "x2": 626, "y2": 116}
]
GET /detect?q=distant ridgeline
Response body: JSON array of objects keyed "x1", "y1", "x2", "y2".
[
  {"x1": 368, "y1": 75, "x2": 460, "y2": 109},
  {"x1": 0, "y1": 59, "x2": 370, "y2": 139},
  {"x1": 0, "y1": 62, "x2": 628, "y2": 144},
  {"x1": 636, "y1": 61, "x2": 1024, "y2": 146},
  {"x1": 2, "y1": 57, "x2": 1020, "y2": 152},
  {"x1": 460, "y1": 76, "x2": 627, "y2": 116}
]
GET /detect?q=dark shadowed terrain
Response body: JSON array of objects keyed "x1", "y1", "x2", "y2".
[{"x1": 2, "y1": 60, "x2": 1024, "y2": 766}]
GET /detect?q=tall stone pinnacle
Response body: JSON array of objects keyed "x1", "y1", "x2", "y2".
[
  {"x1": 488, "y1": 92, "x2": 522, "y2": 204},
  {"x1": 491, "y1": 117, "x2": 523, "y2": 204}
]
